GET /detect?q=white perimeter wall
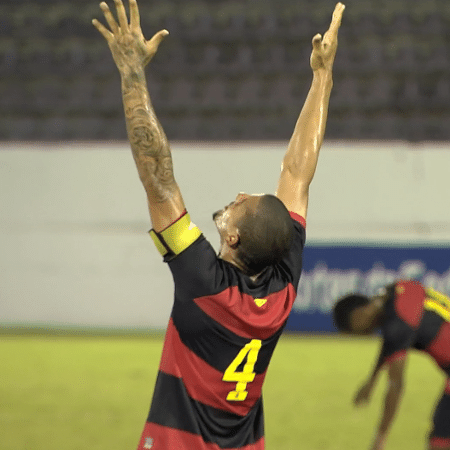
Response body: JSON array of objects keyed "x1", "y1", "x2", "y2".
[{"x1": 1, "y1": 140, "x2": 450, "y2": 329}]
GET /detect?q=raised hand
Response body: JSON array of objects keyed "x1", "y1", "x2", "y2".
[
  {"x1": 310, "y1": 2, "x2": 345, "y2": 72},
  {"x1": 92, "y1": 0, "x2": 168, "y2": 73}
]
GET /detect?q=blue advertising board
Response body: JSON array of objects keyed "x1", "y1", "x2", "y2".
[{"x1": 286, "y1": 245, "x2": 450, "y2": 332}]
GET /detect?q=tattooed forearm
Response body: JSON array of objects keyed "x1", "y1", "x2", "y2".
[{"x1": 121, "y1": 68, "x2": 176, "y2": 203}]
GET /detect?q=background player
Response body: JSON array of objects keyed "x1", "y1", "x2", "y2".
[
  {"x1": 333, "y1": 280, "x2": 450, "y2": 450},
  {"x1": 93, "y1": 0, "x2": 345, "y2": 448}
]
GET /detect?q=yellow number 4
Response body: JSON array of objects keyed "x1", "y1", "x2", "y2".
[{"x1": 223, "y1": 339, "x2": 262, "y2": 401}]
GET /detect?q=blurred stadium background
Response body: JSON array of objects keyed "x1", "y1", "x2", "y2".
[
  {"x1": 1, "y1": 0, "x2": 450, "y2": 141},
  {"x1": 1, "y1": 0, "x2": 450, "y2": 449}
]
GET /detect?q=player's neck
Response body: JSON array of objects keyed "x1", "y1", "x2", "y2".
[
  {"x1": 219, "y1": 247, "x2": 243, "y2": 270},
  {"x1": 219, "y1": 248, "x2": 262, "y2": 279}
]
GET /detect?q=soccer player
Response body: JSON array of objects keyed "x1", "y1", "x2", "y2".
[
  {"x1": 333, "y1": 280, "x2": 450, "y2": 450},
  {"x1": 92, "y1": 0, "x2": 345, "y2": 448}
]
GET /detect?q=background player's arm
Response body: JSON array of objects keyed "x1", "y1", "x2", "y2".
[
  {"x1": 276, "y1": 3, "x2": 344, "y2": 219},
  {"x1": 370, "y1": 358, "x2": 406, "y2": 450},
  {"x1": 93, "y1": 0, "x2": 185, "y2": 232},
  {"x1": 354, "y1": 346, "x2": 387, "y2": 406}
]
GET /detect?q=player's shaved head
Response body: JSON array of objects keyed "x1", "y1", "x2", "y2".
[{"x1": 235, "y1": 194, "x2": 294, "y2": 276}]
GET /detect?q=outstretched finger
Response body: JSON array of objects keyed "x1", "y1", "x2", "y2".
[
  {"x1": 322, "y1": 3, "x2": 345, "y2": 46},
  {"x1": 113, "y1": 0, "x2": 129, "y2": 31},
  {"x1": 99, "y1": 2, "x2": 119, "y2": 34},
  {"x1": 92, "y1": 18, "x2": 114, "y2": 42},
  {"x1": 328, "y1": 2, "x2": 345, "y2": 36},
  {"x1": 147, "y1": 29, "x2": 169, "y2": 52},
  {"x1": 129, "y1": 0, "x2": 140, "y2": 31}
]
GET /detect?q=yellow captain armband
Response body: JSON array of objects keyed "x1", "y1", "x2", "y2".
[{"x1": 149, "y1": 213, "x2": 202, "y2": 258}]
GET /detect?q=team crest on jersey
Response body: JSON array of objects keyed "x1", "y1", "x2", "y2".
[
  {"x1": 396, "y1": 285, "x2": 405, "y2": 295},
  {"x1": 254, "y1": 298, "x2": 267, "y2": 307},
  {"x1": 143, "y1": 437, "x2": 154, "y2": 449}
]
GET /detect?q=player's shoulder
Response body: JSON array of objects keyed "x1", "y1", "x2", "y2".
[
  {"x1": 394, "y1": 279, "x2": 425, "y2": 295},
  {"x1": 289, "y1": 211, "x2": 306, "y2": 230},
  {"x1": 392, "y1": 280, "x2": 425, "y2": 328},
  {"x1": 288, "y1": 211, "x2": 306, "y2": 249}
]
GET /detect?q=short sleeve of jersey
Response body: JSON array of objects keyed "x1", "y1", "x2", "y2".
[
  {"x1": 166, "y1": 212, "x2": 306, "y2": 300},
  {"x1": 278, "y1": 212, "x2": 306, "y2": 291},
  {"x1": 167, "y1": 234, "x2": 223, "y2": 299}
]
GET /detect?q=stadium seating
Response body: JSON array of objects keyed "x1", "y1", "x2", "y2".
[{"x1": 1, "y1": 0, "x2": 450, "y2": 141}]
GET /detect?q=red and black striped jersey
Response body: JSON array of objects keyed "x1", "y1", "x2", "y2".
[
  {"x1": 378, "y1": 280, "x2": 450, "y2": 377},
  {"x1": 138, "y1": 211, "x2": 306, "y2": 450}
]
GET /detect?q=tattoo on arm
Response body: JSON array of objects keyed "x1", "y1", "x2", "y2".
[{"x1": 121, "y1": 69, "x2": 176, "y2": 203}]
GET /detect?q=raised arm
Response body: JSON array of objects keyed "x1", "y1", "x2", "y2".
[
  {"x1": 276, "y1": 3, "x2": 345, "y2": 219},
  {"x1": 93, "y1": 0, "x2": 185, "y2": 232}
]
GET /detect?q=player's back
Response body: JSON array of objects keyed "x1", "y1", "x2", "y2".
[
  {"x1": 140, "y1": 213, "x2": 306, "y2": 450},
  {"x1": 414, "y1": 286, "x2": 450, "y2": 376},
  {"x1": 383, "y1": 280, "x2": 450, "y2": 377}
]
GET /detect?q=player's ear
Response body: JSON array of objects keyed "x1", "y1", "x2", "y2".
[{"x1": 225, "y1": 230, "x2": 240, "y2": 249}]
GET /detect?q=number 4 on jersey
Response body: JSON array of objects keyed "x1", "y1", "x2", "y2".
[{"x1": 223, "y1": 339, "x2": 262, "y2": 401}]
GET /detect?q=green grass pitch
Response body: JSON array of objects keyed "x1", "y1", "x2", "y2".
[{"x1": 0, "y1": 333, "x2": 445, "y2": 450}]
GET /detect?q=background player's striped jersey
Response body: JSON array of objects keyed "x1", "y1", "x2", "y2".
[{"x1": 379, "y1": 280, "x2": 450, "y2": 377}]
